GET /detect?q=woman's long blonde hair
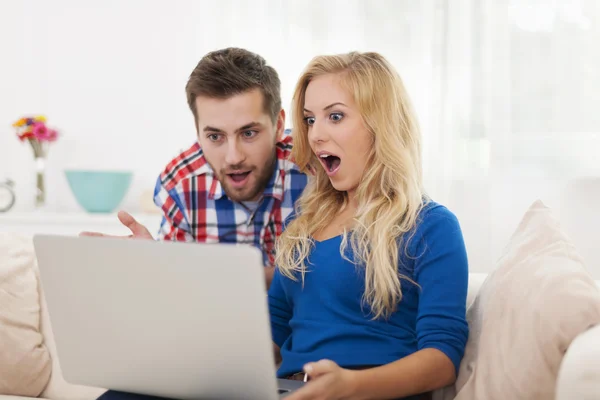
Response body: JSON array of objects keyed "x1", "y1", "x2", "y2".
[{"x1": 276, "y1": 52, "x2": 427, "y2": 319}]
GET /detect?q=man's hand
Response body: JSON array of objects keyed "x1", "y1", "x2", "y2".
[
  {"x1": 286, "y1": 360, "x2": 359, "y2": 400},
  {"x1": 80, "y1": 211, "x2": 154, "y2": 240}
]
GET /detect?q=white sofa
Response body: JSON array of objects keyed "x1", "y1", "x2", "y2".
[
  {"x1": 1, "y1": 209, "x2": 600, "y2": 400},
  {"x1": 1, "y1": 269, "x2": 599, "y2": 400}
]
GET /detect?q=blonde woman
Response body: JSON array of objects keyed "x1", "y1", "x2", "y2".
[{"x1": 269, "y1": 52, "x2": 469, "y2": 400}]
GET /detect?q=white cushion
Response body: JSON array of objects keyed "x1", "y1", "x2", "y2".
[
  {"x1": 453, "y1": 200, "x2": 600, "y2": 400},
  {"x1": 0, "y1": 233, "x2": 51, "y2": 397},
  {"x1": 556, "y1": 324, "x2": 600, "y2": 400}
]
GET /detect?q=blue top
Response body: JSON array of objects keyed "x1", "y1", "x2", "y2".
[{"x1": 268, "y1": 201, "x2": 469, "y2": 379}]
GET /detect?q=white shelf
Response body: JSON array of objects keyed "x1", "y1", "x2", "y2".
[{"x1": 0, "y1": 211, "x2": 163, "y2": 236}]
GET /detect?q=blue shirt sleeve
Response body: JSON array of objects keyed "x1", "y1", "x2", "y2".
[
  {"x1": 282, "y1": 209, "x2": 297, "y2": 232},
  {"x1": 412, "y1": 206, "x2": 469, "y2": 376},
  {"x1": 268, "y1": 268, "x2": 293, "y2": 348}
]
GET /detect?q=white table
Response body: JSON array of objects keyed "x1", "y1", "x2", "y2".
[{"x1": 0, "y1": 211, "x2": 163, "y2": 237}]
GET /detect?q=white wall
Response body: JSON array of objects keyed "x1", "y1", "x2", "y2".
[
  {"x1": 0, "y1": 0, "x2": 442, "y2": 213},
  {"x1": 1, "y1": 0, "x2": 598, "y2": 277}
]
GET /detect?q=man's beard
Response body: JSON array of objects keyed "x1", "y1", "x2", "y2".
[{"x1": 215, "y1": 153, "x2": 277, "y2": 202}]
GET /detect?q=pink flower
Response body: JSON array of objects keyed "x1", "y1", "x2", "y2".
[
  {"x1": 32, "y1": 122, "x2": 56, "y2": 141},
  {"x1": 47, "y1": 129, "x2": 58, "y2": 142}
]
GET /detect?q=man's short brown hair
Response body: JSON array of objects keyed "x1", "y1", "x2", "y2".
[{"x1": 185, "y1": 47, "x2": 282, "y2": 126}]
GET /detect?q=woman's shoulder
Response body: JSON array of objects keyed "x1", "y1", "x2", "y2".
[
  {"x1": 405, "y1": 199, "x2": 464, "y2": 254},
  {"x1": 417, "y1": 199, "x2": 461, "y2": 228},
  {"x1": 408, "y1": 199, "x2": 469, "y2": 285}
]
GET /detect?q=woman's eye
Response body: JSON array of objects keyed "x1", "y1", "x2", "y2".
[
  {"x1": 243, "y1": 130, "x2": 258, "y2": 138},
  {"x1": 304, "y1": 116, "x2": 316, "y2": 126},
  {"x1": 330, "y1": 113, "x2": 344, "y2": 122}
]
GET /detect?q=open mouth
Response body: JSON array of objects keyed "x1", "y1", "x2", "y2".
[
  {"x1": 227, "y1": 171, "x2": 251, "y2": 183},
  {"x1": 318, "y1": 153, "x2": 341, "y2": 173}
]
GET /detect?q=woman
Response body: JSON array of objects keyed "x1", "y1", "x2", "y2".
[{"x1": 269, "y1": 51, "x2": 469, "y2": 400}]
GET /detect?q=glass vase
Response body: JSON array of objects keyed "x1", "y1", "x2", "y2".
[{"x1": 35, "y1": 157, "x2": 46, "y2": 208}]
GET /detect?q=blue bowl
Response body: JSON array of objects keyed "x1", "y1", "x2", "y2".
[{"x1": 65, "y1": 170, "x2": 133, "y2": 213}]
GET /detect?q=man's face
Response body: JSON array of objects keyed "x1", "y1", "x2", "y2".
[{"x1": 196, "y1": 89, "x2": 284, "y2": 202}]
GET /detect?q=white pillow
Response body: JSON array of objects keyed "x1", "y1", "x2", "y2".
[
  {"x1": 0, "y1": 233, "x2": 52, "y2": 397},
  {"x1": 453, "y1": 200, "x2": 600, "y2": 399}
]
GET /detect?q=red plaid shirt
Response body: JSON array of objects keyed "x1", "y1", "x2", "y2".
[{"x1": 153, "y1": 134, "x2": 307, "y2": 267}]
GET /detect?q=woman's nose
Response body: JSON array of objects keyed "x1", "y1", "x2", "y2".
[{"x1": 308, "y1": 120, "x2": 327, "y2": 144}]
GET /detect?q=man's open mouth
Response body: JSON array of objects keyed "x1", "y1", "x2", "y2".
[
  {"x1": 319, "y1": 153, "x2": 341, "y2": 172},
  {"x1": 227, "y1": 171, "x2": 251, "y2": 183}
]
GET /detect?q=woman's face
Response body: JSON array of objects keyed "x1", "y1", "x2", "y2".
[{"x1": 303, "y1": 73, "x2": 372, "y2": 198}]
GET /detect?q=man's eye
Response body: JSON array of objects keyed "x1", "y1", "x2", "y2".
[
  {"x1": 303, "y1": 116, "x2": 315, "y2": 126},
  {"x1": 330, "y1": 113, "x2": 344, "y2": 122},
  {"x1": 208, "y1": 134, "x2": 221, "y2": 142},
  {"x1": 243, "y1": 130, "x2": 258, "y2": 138}
]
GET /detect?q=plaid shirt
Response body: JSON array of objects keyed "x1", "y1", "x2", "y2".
[{"x1": 153, "y1": 134, "x2": 307, "y2": 268}]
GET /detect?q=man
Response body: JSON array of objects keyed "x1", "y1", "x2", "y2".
[{"x1": 84, "y1": 47, "x2": 307, "y2": 288}]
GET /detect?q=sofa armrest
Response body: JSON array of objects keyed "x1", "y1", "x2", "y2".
[{"x1": 556, "y1": 324, "x2": 600, "y2": 400}]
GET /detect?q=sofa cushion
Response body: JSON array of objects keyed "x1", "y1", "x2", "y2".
[
  {"x1": 0, "y1": 233, "x2": 52, "y2": 397},
  {"x1": 453, "y1": 200, "x2": 600, "y2": 400},
  {"x1": 556, "y1": 324, "x2": 600, "y2": 400}
]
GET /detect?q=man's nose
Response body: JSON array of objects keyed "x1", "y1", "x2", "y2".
[{"x1": 224, "y1": 140, "x2": 246, "y2": 167}]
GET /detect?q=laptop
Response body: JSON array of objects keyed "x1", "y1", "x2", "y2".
[{"x1": 33, "y1": 234, "x2": 304, "y2": 400}]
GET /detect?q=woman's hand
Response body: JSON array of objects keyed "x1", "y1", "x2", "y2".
[{"x1": 285, "y1": 360, "x2": 361, "y2": 400}]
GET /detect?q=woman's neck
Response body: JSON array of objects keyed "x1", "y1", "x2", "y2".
[
  {"x1": 346, "y1": 189, "x2": 358, "y2": 210},
  {"x1": 313, "y1": 194, "x2": 357, "y2": 242},
  {"x1": 336, "y1": 196, "x2": 358, "y2": 230}
]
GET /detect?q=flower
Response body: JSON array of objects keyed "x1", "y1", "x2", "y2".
[
  {"x1": 47, "y1": 129, "x2": 58, "y2": 142},
  {"x1": 32, "y1": 122, "x2": 50, "y2": 140},
  {"x1": 12, "y1": 117, "x2": 27, "y2": 127},
  {"x1": 18, "y1": 131, "x2": 35, "y2": 141},
  {"x1": 11, "y1": 115, "x2": 60, "y2": 159},
  {"x1": 29, "y1": 122, "x2": 59, "y2": 142}
]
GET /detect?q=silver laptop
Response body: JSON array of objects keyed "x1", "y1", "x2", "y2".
[{"x1": 33, "y1": 235, "x2": 304, "y2": 400}]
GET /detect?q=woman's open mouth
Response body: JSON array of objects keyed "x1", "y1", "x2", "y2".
[{"x1": 318, "y1": 152, "x2": 341, "y2": 176}]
